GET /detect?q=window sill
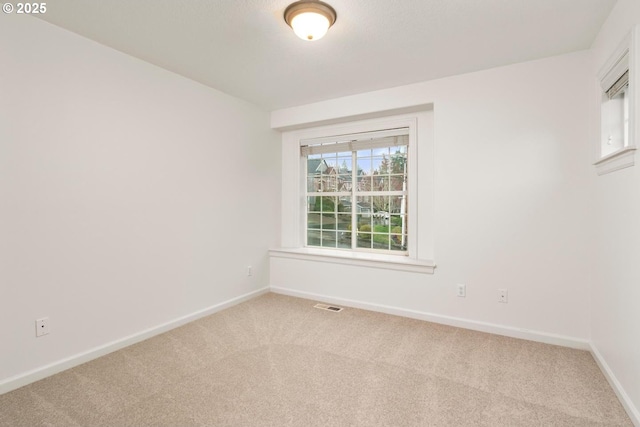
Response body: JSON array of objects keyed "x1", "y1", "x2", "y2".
[
  {"x1": 594, "y1": 146, "x2": 636, "y2": 175},
  {"x1": 269, "y1": 247, "x2": 436, "y2": 274}
]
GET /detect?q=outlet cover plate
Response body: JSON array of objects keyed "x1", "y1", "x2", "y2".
[
  {"x1": 498, "y1": 289, "x2": 508, "y2": 303},
  {"x1": 36, "y1": 318, "x2": 50, "y2": 337}
]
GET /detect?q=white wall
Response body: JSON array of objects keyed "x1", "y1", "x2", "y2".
[
  {"x1": 271, "y1": 51, "x2": 594, "y2": 345},
  {"x1": 590, "y1": 0, "x2": 640, "y2": 421},
  {"x1": 0, "y1": 15, "x2": 280, "y2": 387}
]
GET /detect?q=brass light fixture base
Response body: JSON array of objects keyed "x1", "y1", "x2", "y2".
[{"x1": 284, "y1": 0, "x2": 337, "y2": 41}]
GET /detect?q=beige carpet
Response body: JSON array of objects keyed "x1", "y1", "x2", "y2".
[{"x1": 0, "y1": 292, "x2": 632, "y2": 426}]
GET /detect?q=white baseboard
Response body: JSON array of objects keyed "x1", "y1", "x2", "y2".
[
  {"x1": 0, "y1": 287, "x2": 269, "y2": 396},
  {"x1": 590, "y1": 343, "x2": 640, "y2": 426},
  {"x1": 270, "y1": 286, "x2": 590, "y2": 350}
]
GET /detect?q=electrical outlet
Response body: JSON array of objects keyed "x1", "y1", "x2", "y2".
[
  {"x1": 456, "y1": 284, "x2": 466, "y2": 297},
  {"x1": 498, "y1": 289, "x2": 508, "y2": 303},
  {"x1": 35, "y1": 317, "x2": 50, "y2": 337},
  {"x1": 247, "y1": 266, "x2": 253, "y2": 277}
]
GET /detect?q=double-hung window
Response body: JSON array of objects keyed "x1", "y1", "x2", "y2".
[
  {"x1": 302, "y1": 129, "x2": 409, "y2": 254},
  {"x1": 274, "y1": 111, "x2": 434, "y2": 274}
]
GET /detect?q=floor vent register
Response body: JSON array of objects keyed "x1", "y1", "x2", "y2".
[{"x1": 313, "y1": 303, "x2": 344, "y2": 312}]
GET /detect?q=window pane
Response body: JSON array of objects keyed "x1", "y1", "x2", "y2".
[
  {"x1": 321, "y1": 231, "x2": 337, "y2": 248},
  {"x1": 390, "y1": 214, "x2": 408, "y2": 251},
  {"x1": 307, "y1": 157, "x2": 325, "y2": 175},
  {"x1": 307, "y1": 197, "x2": 319, "y2": 213},
  {"x1": 356, "y1": 195, "x2": 372, "y2": 223},
  {"x1": 338, "y1": 174, "x2": 351, "y2": 192},
  {"x1": 336, "y1": 213, "x2": 351, "y2": 230},
  {"x1": 319, "y1": 196, "x2": 336, "y2": 213},
  {"x1": 371, "y1": 157, "x2": 384, "y2": 174},
  {"x1": 371, "y1": 232, "x2": 390, "y2": 250},
  {"x1": 372, "y1": 147, "x2": 389, "y2": 156},
  {"x1": 307, "y1": 176, "x2": 318, "y2": 192},
  {"x1": 390, "y1": 195, "x2": 405, "y2": 214},
  {"x1": 337, "y1": 235, "x2": 351, "y2": 249},
  {"x1": 319, "y1": 172, "x2": 339, "y2": 192},
  {"x1": 307, "y1": 229, "x2": 321, "y2": 247},
  {"x1": 307, "y1": 212, "x2": 321, "y2": 230},
  {"x1": 387, "y1": 150, "x2": 407, "y2": 175},
  {"x1": 336, "y1": 198, "x2": 350, "y2": 213},
  {"x1": 357, "y1": 231, "x2": 372, "y2": 249},
  {"x1": 390, "y1": 232, "x2": 407, "y2": 251},
  {"x1": 357, "y1": 153, "x2": 372, "y2": 175},
  {"x1": 371, "y1": 195, "x2": 388, "y2": 213},
  {"x1": 321, "y1": 213, "x2": 337, "y2": 230},
  {"x1": 337, "y1": 157, "x2": 352, "y2": 173},
  {"x1": 378, "y1": 176, "x2": 390, "y2": 191},
  {"x1": 355, "y1": 195, "x2": 371, "y2": 248},
  {"x1": 389, "y1": 214, "x2": 403, "y2": 227},
  {"x1": 390, "y1": 174, "x2": 405, "y2": 191}
]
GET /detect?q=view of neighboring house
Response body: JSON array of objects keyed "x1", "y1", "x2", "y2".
[{"x1": 306, "y1": 154, "x2": 408, "y2": 251}]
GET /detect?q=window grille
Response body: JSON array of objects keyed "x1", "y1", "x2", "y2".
[{"x1": 301, "y1": 128, "x2": 409, "y2": 254}]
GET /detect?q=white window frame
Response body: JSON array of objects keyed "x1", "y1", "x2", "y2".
[
  {"x1": 594, "y1": 26, "x2": 638, "y2": 175},
  {"x1": 272, "y1": 111, "x2": 435, "y2": 274}
]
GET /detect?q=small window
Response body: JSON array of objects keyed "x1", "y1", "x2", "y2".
[
  {"x1": 302, "y1": 129, "x2": 409, "y2": 254},
  {"x1": 601, "y1": 70, "x2": 629, "y2": 156},
  {"x1": 595, "y1": 27, "x2": 637, "y2": 175}
]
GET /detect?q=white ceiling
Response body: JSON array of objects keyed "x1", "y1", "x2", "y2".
[{"x1": 37, "y1": 0, "x2": 617, "y2": 111}]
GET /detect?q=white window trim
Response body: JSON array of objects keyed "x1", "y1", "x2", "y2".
[
  {"x1": 269, "y1": 247, "x2": 435, "y2": 274},
  {"x1": 594, "y1": 26, "x2": 638, "y2": 175},
  {"x1": 275, "y1": 111, "x2": 435, "y2": 274},
  {"x1": 594, "y1": 146, "x2": 636, "y2": 176}
]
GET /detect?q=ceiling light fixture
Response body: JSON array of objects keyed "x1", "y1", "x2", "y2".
[{"x1": 284, "y1": 0, "x2": 337, "y2": 41}]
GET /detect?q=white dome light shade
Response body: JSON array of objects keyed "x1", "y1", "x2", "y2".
[
  {"x1": 284, "y1": 1, "x2": 337, "y2": 41},
  {"x1": 291, "y1": 12, "x2": 330, "y2": 41}
]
